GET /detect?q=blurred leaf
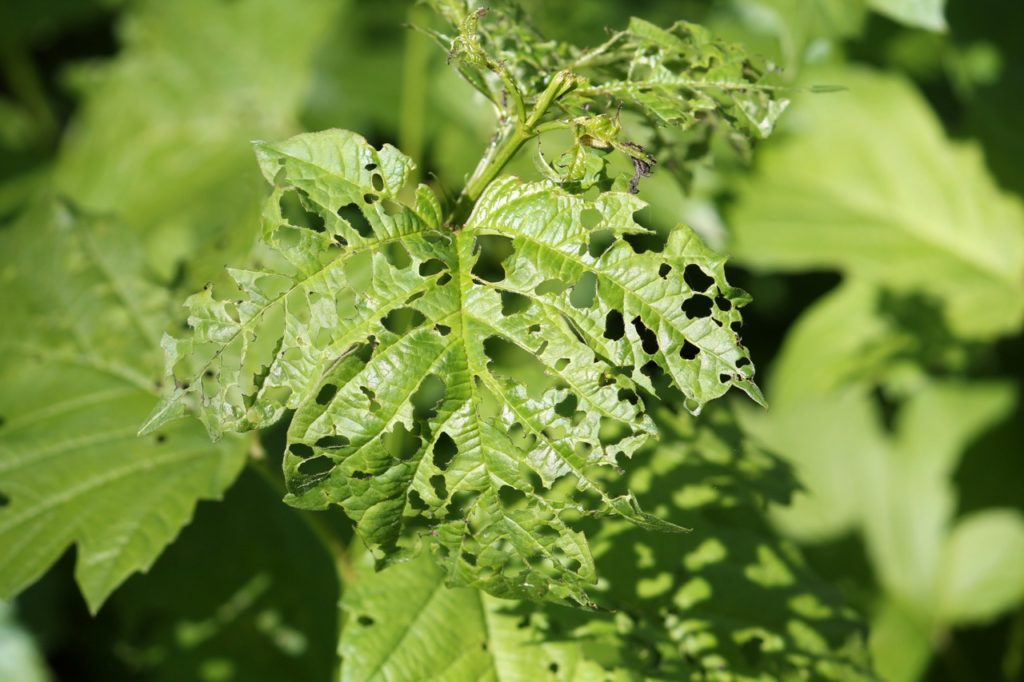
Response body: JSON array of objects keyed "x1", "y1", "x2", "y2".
[
  {"x1": 144, "y1": 128, "x2": 762, "y2": 606},
  {"x1": 730, "y1": 68, "x2": 1024, "y2": 340},
  {"x1": 339, "y1": 553, "x2": 606, "y2": 682},
  {"x1": 709, "y1": 0, "x2": 867, "y2": 73},
  {"x1": 54, "y1": 0, "x2": 341, "y2": 285},
  {"x1": 938, "y1": 510, "x2": 1024, "y2": 624},
  {"x1": 868, "y1": 599, "x2": 932, "y2": 682},
  {"x1": 98, "y1": 468, "x2": 339, "y2": 681},
  {"x1": 0, "y1": 201, "x2": 246, "y2": 612},
  {"x1": 867, "y1": 0, "x2": 946, "y2": 32},
  {"x1": 0, "y1": 602, "x2": 50, "y2": 682}
]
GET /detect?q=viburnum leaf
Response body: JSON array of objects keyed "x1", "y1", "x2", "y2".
[
  {"x1": 144, "y1": 129, "x2": 760, "y2": 604},
  {"x1": 0, "y1": 201, "x2": 246, "y2": 613}
]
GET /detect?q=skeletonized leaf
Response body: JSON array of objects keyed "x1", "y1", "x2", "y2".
[{"x1": 145, "y1": 129, "x2": 759, "y2": 605}]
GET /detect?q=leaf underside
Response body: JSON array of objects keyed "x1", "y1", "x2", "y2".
[{"x1": 146, "y1": 129, "x2": 760, "y2": 604}]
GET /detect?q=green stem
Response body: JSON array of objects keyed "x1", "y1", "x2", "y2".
[
  {"x1": 450, "y1": 70, "x2": 579, "y2": 224},
  {"x1": 247, "y1": 446, "x2": 358, "y2": 586},
  {"x1": 399, "y1": 5, "x2": 432, "y2": 183},
  {"x1": 0, "y1": 43, "x2": 57, "y2": 139}
]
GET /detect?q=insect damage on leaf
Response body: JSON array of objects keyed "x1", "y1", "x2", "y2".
[{"x1": 142, "y1": 129, "x2": 760, "y2": 605}]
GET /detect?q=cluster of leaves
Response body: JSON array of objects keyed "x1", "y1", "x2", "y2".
[{"x1": 4, "y1": 0, "x2": 1021, "y2": 680}]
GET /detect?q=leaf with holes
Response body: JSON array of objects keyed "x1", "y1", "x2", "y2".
[{"x1": 143, "y1": 129, "x2": 760, "y2": 605}]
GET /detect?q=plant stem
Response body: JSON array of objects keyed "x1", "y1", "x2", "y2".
[
  {"x1": 450, "y1": 70, "x2": 579, "y2": 224},
  {"x1": 247, "y1": 445, "x2": 358, "y2": 586},
  {"x1": 400, "y1": 4, "x2": 432, "y2": 183}
]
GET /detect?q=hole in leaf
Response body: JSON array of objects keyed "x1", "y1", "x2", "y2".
[
  {"x1": 484, "y1": 336, "x2": 550, "y2": 397},
  {"x1": 555, "y1": 394, "x2": 578, "y2": 418},
  {"x1": 549, "y1": 662, "x2": 559, "y2": 674},
  {"x1": 316, "y1": 435, "x2": 349, "y2": 448},
  {"x1": 363, "y1": 193, "x2": 379, "y2": 204},
  {"x1": 683, "y1": 264, "x2": 714, "y2": 292},
  {"x1": 298, "y1": 456, "x2": 333, "y2": 475},
  {"x1": 436, "y1": 273, "x2": 452, "y2": 286},
  {"x1": 682, "y1": 294, "x2": 714, "y2": 319},
  {"x1": 381, "y1": 307, "x2": 426, "y2": 334},
  {"x1": 534, "y1": 279, "x2": 571, "y2": 296},
  {"x1": 360, "y1": 386, "x2": 380, "y2": 411},
  {"x1": 499, "y1": 485, "x2": 526, "y2": 506},
  {"x1": 280, "y1": 190, "x2": 325, "y2": 232},
  {"x1": 715, "y1": 295, "x2": 732, "y2": 311},
  {"x1": 554, "y1": 358, "x2": 570, "y2": 371},
  {"x1": 501, "y1": 291, "x2": 532, "y2": 315},
  {"x1": 569, "y1": 272, "x2": 597, "y2": 309},
  {"x1": 385, "y1": 423, "x2": 420, "y2": 460},
  {"x1": 448, "y1": 491, "x2": 479, "y2": 517},
  {"x1": 383, "y1": 242, "x2": 411, "y2": 269},
  {"x1": 588, "y1": 229, "x2": 615, "y2": 258},
  {"x1": 430, "y1": 474, "x2": 448, "y2": 500},
  {"x1": 337, "y1": 204, "x2": 373, "y2": 238},
  {"x1": 604, "y1": 310, "x2": 625, "y2": 340},
  {"x1": 617, "y1": 388, "x2": 639, "y2": 404},
  {"x1": 659, "y1": 263, "x2": 672, "y2": 278},
  {"x1": 413, "y1": 373, "x2": 446, "y2": 419},
  {"x1": 371, "y1": 173, "x2": 385, "y2": 192},
  {"x1": 433, "y1": 432, "x2": 458, "y2": 469},
  {"x1": 719, "y1": 373, "x2": 732, "y2": 383},
  {"x1": 680, "y1": 340, "x2": 700, "y2": 360},
  {"x1": 472, "y1": 235, "x2": 514, "y2": 282},
  {"x1": 632, "y1": 317, "x2": 659, "y2": 354},
  {"x1": 581, "y1": 207, "x2": 602, "y2": 229},
  {"x1": 316, "y1": 383, "x2": 338, "y2": 405},
  {"x1": 736, "y1": 357, "x2": 751, "y2": 369},
  {"x1": 435, "y1": 324, "x2": 451, "y2": 336},
  {"x1": 408, "y1": 490, "x2": 428, "y2": 510},
  {"x1": 357, "y1": 615, "x2": 375, "y2": 626},
  {"x1": 351, "y1": 470, "x2": 372, "y2": 479},
  {"x1": 419, "y1": 259, "x2": 447, "y2": 276},
  {"x1": 364, "y1": 163, "x2": 378, "y2": 171},
  {"x1": 623, "y1": 229, "x2": 665, "y2": 253},
  {"x1": 289, "y1": 443, "x2": 315, "y2": 458}
]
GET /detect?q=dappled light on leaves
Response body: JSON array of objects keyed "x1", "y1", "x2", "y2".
[{"x1": 143, "y1": 129, "x2": 760, "y2": 605}]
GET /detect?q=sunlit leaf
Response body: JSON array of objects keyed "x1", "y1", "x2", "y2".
[
  {"x1": 730, "y1": 68, "x2": 1024, "y2": 340},
  {"x1": 0, "y1": 202, "x2": 246, "y2": 613},
  {"x1": 144, "y1": 129, "x2": 761, "y2": 605}
]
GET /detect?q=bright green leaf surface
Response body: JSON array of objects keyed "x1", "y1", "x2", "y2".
[
  {"x1": 730, "y1": 68, "x2": 1024, "y2": 339},
  {"x1": 54, "y1": 0, "x2": 341, "y2": 284},
  {"x1": 0, "y1": 202, "x2": 246, "y2": 613},
  {"x1": 340, "y1": 554, "x2": 607, "y2": 682},
  {"x1": 937, "y1": 510, "x2": 1024, "y2": 624},
  {"x1": 145, "y1": 128, "x2": 761, "y2": 605},
  {"x1": 867, "y1": 0, "x2": 946, "y2": 32}
]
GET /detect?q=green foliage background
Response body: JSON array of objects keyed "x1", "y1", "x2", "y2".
[{"x1": 0, "y1": 0, "x2": 1022, "y2": 680}]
